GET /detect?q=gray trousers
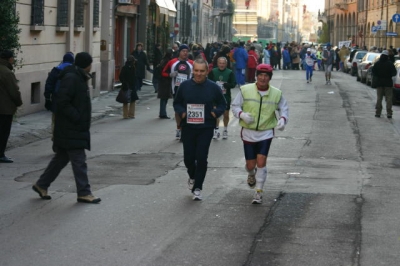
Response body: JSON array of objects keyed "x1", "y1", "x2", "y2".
[
  {"x1": 36, "y1": 148, "x2": 92, "y2": 196},
  {"x1": 376, "y1": 86, "x2": 393, "y2": 116}
]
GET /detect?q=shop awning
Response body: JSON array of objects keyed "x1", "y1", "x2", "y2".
[
  {"x1": 155, "y1": 0, "x2": 176, "y2": 17},
  {"x1": 155, "y1": 0, "x2": 169, "y2": 16},
  {"x1": 165, "y1": 0, "x2": 177, "y2": 18}
]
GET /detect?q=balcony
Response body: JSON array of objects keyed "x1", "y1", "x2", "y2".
[{"x1": 335, "y1": 2, "x2": 348, "y2": 11}]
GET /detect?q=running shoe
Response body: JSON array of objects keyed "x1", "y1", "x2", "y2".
[
  {"x1": 175, "y1": 129, "x2": 181, "y2": 140},
  {"x1": 213, "y1": 129, "x2": 220, "y2": 139},
  {"x1": 193, "y1": 188, "x2": 202, "y2": 201},
  {"x1": 222, "y1": 130, "x2": 228, "y2": 139},
  {"x1": 252, "y1": 189, "x2": 263, "y2": 204},
  {"x1": 247, "y1": 168, "x2": 257, "y2": 188},
  {"x1": 188, "y1": 178, "x2": 195, "y2": 190}
]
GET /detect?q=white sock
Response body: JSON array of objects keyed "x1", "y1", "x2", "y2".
[
  {"x1": 255, "y1": 166, "x2": 267, "y2": 190},
  {"x1": 245, "y1": 165, "x2": 256, "y2": 175},
  {"x1": 224, "y1": 127, "x2": 228, "y2": 131}
]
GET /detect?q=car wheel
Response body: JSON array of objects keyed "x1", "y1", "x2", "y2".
[
  {"x1": 361, "y1": 75, "x2": 366, "y2": 83},
  {"x1": 357, "y1": 73, "x2": 360, "y2": 81}
]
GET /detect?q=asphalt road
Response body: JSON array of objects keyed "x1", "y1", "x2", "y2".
[{"x1": 1, "y1": 68, "x2": 399, "y2": 266}]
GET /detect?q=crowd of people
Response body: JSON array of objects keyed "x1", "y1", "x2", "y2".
[
  {"x1": 3, "y1": 38, "x2": 398, "y2": 204},
  {"x1": 135, "y1": 40, "x2": 289, "y2": 204}
]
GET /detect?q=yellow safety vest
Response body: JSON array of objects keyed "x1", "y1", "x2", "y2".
[{"x1": 239, "y1": 83, "x2": 282, "y2": 131}]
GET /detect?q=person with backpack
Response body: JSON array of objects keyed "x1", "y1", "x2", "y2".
[
  {"x1": 44, "y1": 52, "x2": 74, "y2": 150},
  {"x1": 33, "y1": 52, "x2": 101, "y2": 203}
]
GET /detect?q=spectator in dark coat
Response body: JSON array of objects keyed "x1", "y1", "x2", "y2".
[
  {"x1": 32, "y1": 52, "x2": 101, "y2": 203},
  {"x1": 371, "y1": 50, "x2": 397, "y2": 118},
  {"x1": 119, "y1": 55, "x2": 139, "y2": 119},
  {"x1": 157, "y1": 49, "x2": 173, "y2": 119},
  {"x1": 152, "y1": 43, "x2": 163, "y2": 93},
  {"x1": 0, "y1": 50, "x2": 23, "y2": 163},
  {"x1": 131, "y1": 42, "x2": 152, "y2": 91}
]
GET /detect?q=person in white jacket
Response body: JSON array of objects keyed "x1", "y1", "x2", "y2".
[{"x1": 231, "y1": 64, "x2": 289, "y2": 204}]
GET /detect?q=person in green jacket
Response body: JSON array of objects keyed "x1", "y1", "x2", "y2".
[{"x1": 208, "y1": 57, "x2": 236, "y2": 139}]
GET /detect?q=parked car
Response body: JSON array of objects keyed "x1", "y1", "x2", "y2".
[
  {"x1": 345, "y1": 49, "x2": 364, "y2": 74},
  {"x1": 365, "y1": 56, "x2": 381, "y2": 88},
  {"x1": 350, "y1": 50, "x2": 367, "y2": 76},
  {"x1": 357, "y1": 52, "x2": 381, "y2": 83}
]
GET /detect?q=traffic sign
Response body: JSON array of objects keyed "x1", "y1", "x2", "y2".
[
  {"x1": 393, "y1": 14, "x2": 400, "y2": 23},
  {"x1": 386, "y1": 32, "x2": 398, "y2": 36},
  {"x1": 174, "y1": 23, "x2": 179, "y2": 35},
  {"x1": 371, "y1": 26, "x2": 378, "y2": 33},
  {"x1": 377, "y1": 20, "x2": 387, "y2": 30}
]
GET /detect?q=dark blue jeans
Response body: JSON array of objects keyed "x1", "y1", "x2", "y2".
[
  {"x1": 0, "y1": 114, "x2": 13, "y2": 157},
  {"x1": 36, "y1": 148, "x2": 92, "y2": 196},
  {"x1": 159, "y1": 98, "x2": 168, "y2": 117},
  {"x1": 181, "y1": 127, "x2": 214, "y2": 192},
  {"x1": 135, "y1": 78, "x2": 143, "y2": 91}
]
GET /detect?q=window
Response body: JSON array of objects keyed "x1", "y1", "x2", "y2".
[
  {"x1": 93, "y1": 0, "x2": 100, "y2": 28},
  {"x1": 31, "y1": 82, "x2": 41, "y2": 104},
  {"x1": 75, "y1": 0, "x2": 84, "y2": 28},
  {"x1": 31, "y1": 0, "x2": 44, "y2": 26},
  {"x1": 57, "y1": 0, "x2": 68, "y2": 27}
]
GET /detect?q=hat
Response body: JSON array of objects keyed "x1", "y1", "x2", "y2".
[
  {"x1": 0, "y1": 50, "x2": 14, "y2": 59},
  {"x1": 63, "y1": 52, "x2": 74, "y2": 63},
  {"x1": 307, "y1": 48, "x2": 311, "y2": 52},
  {"x1": 74, "y1": 52, "x2": 93, "y2": 69},
  {"x1": 382, "y1": 50, "x2": 389, "y2": 56},
  {"x1": 326, "y1": 43, "x2": 331, "y2": 47},
  {"x1": 178, "y1": 44, "x2": 189, "y2": 53}
]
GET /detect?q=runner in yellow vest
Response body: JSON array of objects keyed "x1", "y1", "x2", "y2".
[{"x1": 231, "y1": 64, "x2": 289, "y2": 204}]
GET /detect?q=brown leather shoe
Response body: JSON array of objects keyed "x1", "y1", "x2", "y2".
[
  {"x1": 77, "y1": 194, "x2": 101, "y2": 203},
  {"x1": 32, "y1": 184, "x2": 51, "y2": 200}
]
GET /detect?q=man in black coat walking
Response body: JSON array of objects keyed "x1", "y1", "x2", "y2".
[
  {"x1": 32, "y1": 52, "x2": 101, "y2": 203},
  {"x1": 372, "y1": 50, "x2": 397, "y2": 119},
  {"x1": 131, "y1": 42, "x2": 152, "y2": 91}
]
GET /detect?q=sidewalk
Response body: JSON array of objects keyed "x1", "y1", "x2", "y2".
[{"x1": 7, "y1": 83, "x2": 157, "y2": 151}]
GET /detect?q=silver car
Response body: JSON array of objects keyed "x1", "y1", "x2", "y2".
[
  {"x1": 357, "y1": 52, "x2": 381, "y2": 83},
  {"x1": 350, "y1": 50, "x2": 367, "y2": 76}
]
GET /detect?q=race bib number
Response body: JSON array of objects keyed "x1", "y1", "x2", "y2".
[
  {"x1": 175, "y1": 73, "x2": 187, "y2": 87},
  {"x1": 216, "y1": 81, "x2": 226, "y2": 94},
  {"x1": 187, "y1": 104, "x2": 205, "y2": 124}
]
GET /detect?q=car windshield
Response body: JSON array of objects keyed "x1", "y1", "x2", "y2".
[
  {"x1": 356, "y1": 52, "x2": 366, "y2": 59},
  {"x1": 367, "y1": 54, "x2": 378, "y2": 61}
]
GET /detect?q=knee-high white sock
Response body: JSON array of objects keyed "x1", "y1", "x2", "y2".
[
  {"x1": 245, "y1": 165, "x2": 256, "y2": 175},
  {"x1": 255, "y1": 166, "x2": 267, "y2": 190}
]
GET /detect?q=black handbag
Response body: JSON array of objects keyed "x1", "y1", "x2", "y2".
[{"x1": 116, "y1": 89, "x2": 132, "y2": 103}]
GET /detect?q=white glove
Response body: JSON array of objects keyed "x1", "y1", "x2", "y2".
[
  {"x1": 276, "y1": 118, "x2": 286, "y2": 131},
  {"x1": 170, "y1": 71, "x2": 178, "y2": 78},
  {"x1": 239, "y1": 112, "x2": 254, "y2": 124}
]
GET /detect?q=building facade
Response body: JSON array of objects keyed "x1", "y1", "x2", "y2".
[{"x1": 320, "y1": 0, "x2": 400, "y2": 49}]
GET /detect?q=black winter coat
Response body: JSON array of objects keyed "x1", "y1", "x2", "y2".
[
  {"x1": 54, "y1": 65, "x2": 92, "y2": 150},
  {"x1": 157, "y1": 56, "x2": 173, "y2": 99},
  {"x1": 372, "y1": 57, "x2": 397, "y2": 88},
  {"x1": 119, "y1": 62, "x2": 139, "y2": 102},
  {"x1": 131, "y1": 50, "x2": 150, "y2": 79}
]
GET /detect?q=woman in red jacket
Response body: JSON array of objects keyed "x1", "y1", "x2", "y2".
[{"x1": 247, "y1": 46, "x2": 259, "y2": 82}]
